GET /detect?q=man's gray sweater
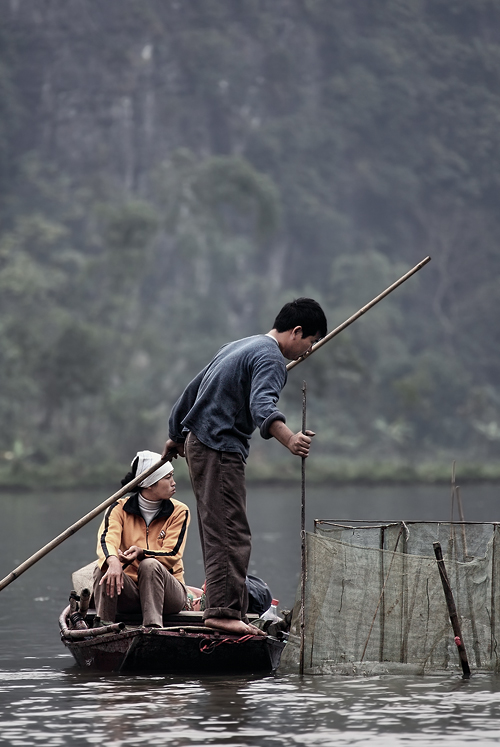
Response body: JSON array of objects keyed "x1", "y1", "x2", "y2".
[{"x1": 168, "y1": 335, "x2": 287, "y2": 460}]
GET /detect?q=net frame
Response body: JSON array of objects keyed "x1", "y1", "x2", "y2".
[{"x1": 280, "y1": 520, "x2": 500, "y2": 675}]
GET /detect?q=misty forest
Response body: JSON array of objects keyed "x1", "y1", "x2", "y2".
[{"x1": 1, "y1": 0, "x2": 500, "y2": 487}]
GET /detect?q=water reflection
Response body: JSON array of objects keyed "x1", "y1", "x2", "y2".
[
  {"x1": 2, "y1": 668, "x2": 500, "y2": 745},
  {"x1": 1, "y1": 483, "x2": 500, "y2": 745}
]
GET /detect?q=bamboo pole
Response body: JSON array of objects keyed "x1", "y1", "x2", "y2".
[
  {"x1": 433, "y1": 541, "x2": 471, "y2": 679},
  {"x1": 286, "y1": 256, "x2": 431, "y2": 372},
  {"x1": 299, "y1": 380, "x2": 307, "y2": 676},
  {"x1": 0, "y1": 455, "x2": 171, "y2": 593}
]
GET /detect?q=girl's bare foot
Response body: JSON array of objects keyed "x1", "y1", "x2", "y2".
[{"x1": 204, "y1": 618, "x2": 267, "y2": 636}]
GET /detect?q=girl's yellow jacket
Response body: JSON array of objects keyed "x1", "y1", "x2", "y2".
[{"x1": 96, "y1": 492, "x2": 190, "y2": 584}]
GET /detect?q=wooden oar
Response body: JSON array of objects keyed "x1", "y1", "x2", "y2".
[
  {"x1": 0, "y1": 455, "x2": 171, "y2": 593},
  {"x1": 286, "y1": 256, "x2": 431, "y2": 371}
]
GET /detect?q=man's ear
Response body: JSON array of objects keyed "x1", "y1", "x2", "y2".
[{"x1": 292, "y1": 325, "x2": 303, "y2": 338}]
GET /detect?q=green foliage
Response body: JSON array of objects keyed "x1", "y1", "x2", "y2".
[
  {"x1": 102, "y1": 201, "x2": 158, "y2": 257},
  {"x1": 194, "y1": 155, "x2": 281, "y2": 238},
  {"x1": 1, "y1": 0, "x2": 500, "y2": 485},
  {"x1": 38, "y1": 323, "x2": 108, "y2": 407}
]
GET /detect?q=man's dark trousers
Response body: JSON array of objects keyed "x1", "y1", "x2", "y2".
[{"x1": 185, "y1": 431, "x2": 250, "y2": 622}]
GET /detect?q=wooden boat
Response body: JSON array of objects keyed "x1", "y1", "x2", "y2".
[{"x1": 59, "y1": 604, "x2": 287, "y2": 675}]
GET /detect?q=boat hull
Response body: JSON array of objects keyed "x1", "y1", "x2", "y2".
[{"x1": 63, "y1": 626, "x2": 285, "y2": 674}]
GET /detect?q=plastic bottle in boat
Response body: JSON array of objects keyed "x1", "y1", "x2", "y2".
[{"x1": 261, "y1": 598, "x2": 281, "y2": 621}]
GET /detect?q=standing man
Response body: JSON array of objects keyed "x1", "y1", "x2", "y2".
[{"x1": 163, "y1": 298, "x2": 327, "y2": 636}]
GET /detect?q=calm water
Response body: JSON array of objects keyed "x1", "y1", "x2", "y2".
[{"x1": 1, "y1": 481, "x2": 500, "y2": 745}]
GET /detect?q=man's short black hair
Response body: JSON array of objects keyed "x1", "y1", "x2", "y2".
[{"x1": 273, "y1": 298, "x2": 327, "y2": 338}]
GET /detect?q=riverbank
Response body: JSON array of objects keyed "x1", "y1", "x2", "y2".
[{"x1": 1, "y1": 456, "x2": 499, "y2": 490}]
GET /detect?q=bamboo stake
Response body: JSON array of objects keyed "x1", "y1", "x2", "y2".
[
  {"x1": 286, "y1": 256, "x2": 431, "y2": 371},
  {"x1": 450, "y1": 460, "x2": 456, "y2": 525},
  {"x1": 433, "y1": 541, "x2": 471, "y2": 679},
  {"x1": 456, "y1": 486, "x2": 469, "y2": 560},
  {"x1": 450, "y1": 461, "x2": 468, "y2": 560},
  {"x1": 299, "y1": 381, "x2": 307, "y2": 676},
  {"x1": 0, "y1": 455, "x2": 172, "y2": 593},
  {"x1": 449, "y1": 460, "x2": 457, "y2": 557}
]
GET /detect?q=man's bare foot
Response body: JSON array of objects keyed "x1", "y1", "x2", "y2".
[
  {"x1": 247, "y1": 623, "x2": 267, "y2": 637},
  {"x1": 204, "y1": 617, "x2": 267, "y2": 636}
]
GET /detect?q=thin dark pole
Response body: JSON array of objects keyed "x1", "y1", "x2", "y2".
[
  {"x1": 433, "y1": 541, "x2": 471, "y2": 679},
  {"x1": 450, "y1": 460, "x2": 456, "y2": 525},
  {"x1": 456, "y1": 486, "x2": 469, "y2": 560},
  {"x1": 299, "y1": 380, "x2": 307, "y2": 676}
]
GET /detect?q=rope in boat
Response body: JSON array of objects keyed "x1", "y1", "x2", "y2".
[{"x1": 199, "y1": 634, "x2": 255, "y2": 654}]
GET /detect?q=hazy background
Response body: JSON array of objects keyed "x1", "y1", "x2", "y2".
[{"x1": 1, "y1": 0, "x2": 499, "y2": 488}]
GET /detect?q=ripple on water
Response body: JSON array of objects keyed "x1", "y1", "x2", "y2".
[{"x1": 2, "y1": 670, "x2": 500, "y2": 746}]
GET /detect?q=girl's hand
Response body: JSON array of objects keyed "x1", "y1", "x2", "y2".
[{"x1": 118, "y1": 545, "x2": 145, "y2": 562}]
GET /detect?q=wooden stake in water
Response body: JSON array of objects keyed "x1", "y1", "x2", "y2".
[
  {"x1": 433, "y1": 541, "x2": 471, "y2": 679},
  {"x1": 299, "y1": 380, "x2": 307, "y2": 676}
]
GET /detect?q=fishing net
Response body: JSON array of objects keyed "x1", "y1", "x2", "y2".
[{"x1": 280, "y1": 521, "x2": 500, "y2": 675}]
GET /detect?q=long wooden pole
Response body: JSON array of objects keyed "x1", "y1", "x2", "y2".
[
  {"x1": 299, "y1": 380, "x2": 307, "y2": 676},
  {"x1": 0, "y1": 456, "x2": 171, "y2": 592},
  {"x1": 286, "y1": 256, "x2": 431, "y2": 372},
  {"x1": 433, "y1": 541, "x2": 471, "y2": 679}
]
